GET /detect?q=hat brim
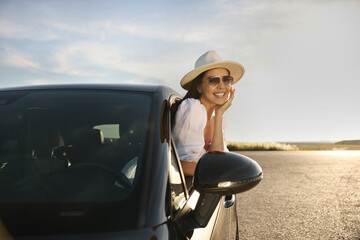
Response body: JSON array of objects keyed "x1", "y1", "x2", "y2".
[{"x1": 180, "y1": 60, "x2": 245, "y2": 90}]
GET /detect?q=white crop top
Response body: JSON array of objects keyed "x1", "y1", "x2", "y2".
[{"x1": 172, "y1": 98, "x2": 229, "y2": 163}]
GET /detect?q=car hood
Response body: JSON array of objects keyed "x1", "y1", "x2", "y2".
[{"x1": 15, "y1": 224, "x2": 169, "y2": 240}]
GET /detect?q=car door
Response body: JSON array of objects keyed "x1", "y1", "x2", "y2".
[
  {"x1": 210, "y1": 194, "x2": 238, "y2": 240},
  {"x1": 168, "y1": 139, "x2": 220, "y2": 240}
]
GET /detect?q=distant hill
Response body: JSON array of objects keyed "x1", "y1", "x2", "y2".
[
  {"x1": 229, "y1": 141, "x2": 360, "y2": 150},
  {"x1": 281, "y1": 141, "x2": 336, "y2": 146},
  {"x1": 335, "y1": 140, "x2": 360, "y2": 145}
]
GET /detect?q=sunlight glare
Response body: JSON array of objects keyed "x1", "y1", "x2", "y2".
[{"x1": 317, "y1": 151, "x2": 360, "y2": 157}]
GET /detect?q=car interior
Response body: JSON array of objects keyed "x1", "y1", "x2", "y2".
[{"x1": 0, "y1": 90, "x2": 151, "y2": 203}]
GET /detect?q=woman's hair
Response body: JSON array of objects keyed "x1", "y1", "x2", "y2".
[{"x1": 171, "y1": 71, "x2": 206, "y2": 122}]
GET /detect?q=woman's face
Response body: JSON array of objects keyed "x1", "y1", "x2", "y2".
[{"x1": 197, "y1": 68, "x2": 232, "y2": 107}]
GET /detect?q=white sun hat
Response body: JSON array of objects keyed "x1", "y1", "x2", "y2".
[{"x1": 180, "y1": 50, "x2": 245, "y2": 90}]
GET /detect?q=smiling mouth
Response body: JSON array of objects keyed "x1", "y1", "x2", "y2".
[{"x1": 214, "y1": 93, "x2": 225, "y2": 97}]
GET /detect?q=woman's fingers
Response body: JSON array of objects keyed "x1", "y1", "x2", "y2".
[
  {"x1": 216, "y1": 88, "x2": 235, "y2": 115},
  {"x1": 229, "y1": 88, "x2": 235, "y2": 102},
  {"x1": 226, "y1": 88, "x2": 235, "y2": 106}
]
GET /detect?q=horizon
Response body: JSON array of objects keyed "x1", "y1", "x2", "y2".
[
  {"x1": 1, "y1": 0, "x2": 359, "y2": 142},
  {"x1": 232, "y1": 139, "x2": 360, "y2": 144}
]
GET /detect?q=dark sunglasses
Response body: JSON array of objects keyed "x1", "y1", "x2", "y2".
[{"x1": 207, "y1": 75, "x2": 234, "y2": 87}]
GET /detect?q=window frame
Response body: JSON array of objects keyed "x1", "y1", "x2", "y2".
[
  {"x1": 168, "y1": 140, "x2": 188, "y2": 212},
  {"x1": 166, "y1": 94, "x2": 190, "y2": 218}
]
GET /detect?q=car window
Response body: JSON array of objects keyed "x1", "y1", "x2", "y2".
[
  {"x1": 0, "y1": 90, "x2": 151, "y2": 203},
  {"x1": 0, "y1": 89, "x2": 156, "y2": 235},
  {"x1": 170, "y1": 146, "x2": 186, "y2": 212}
]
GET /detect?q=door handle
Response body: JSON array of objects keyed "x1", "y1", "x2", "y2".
[{"x1": 224, "y1": 194, "x2": 235, "y2": 208}]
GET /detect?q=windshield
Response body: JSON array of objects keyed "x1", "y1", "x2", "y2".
[{"x1": 0, "y1": 89, "x2": 152, "y2": 235}]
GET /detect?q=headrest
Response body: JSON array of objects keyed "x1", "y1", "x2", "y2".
[
  {"x1": 69, "y1": 128, "x2": 104, "y2": 146},
  {"x1": 85, "y1": 129, "x2": 104, "y2": 146},
  {"x1": 32, "y1": 126, "x2": 62, "y2": 154}
]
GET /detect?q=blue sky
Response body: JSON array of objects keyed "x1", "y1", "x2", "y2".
[{"x1": 1, "y1": 0, "x2": 360, "y2": 142}]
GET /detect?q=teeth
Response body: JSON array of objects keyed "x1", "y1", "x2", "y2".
[{"x1": 214, "y1": 93, "x2": 225, "y2": 97}]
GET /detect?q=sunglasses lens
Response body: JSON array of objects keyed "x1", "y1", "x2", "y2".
[
  {"x1": 208, "y1": 76, "x2": 220, "y2": 86},
  {"x1": 207, "y1": 76, "x2": 234, "y2": 87},
  {"x1": 223, "y1": 76, "x2": 234, "y2": 86}
]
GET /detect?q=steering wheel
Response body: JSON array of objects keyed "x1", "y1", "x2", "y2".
[{"x1": 69, "y1": 162, "x2": 132, "y2": 189}]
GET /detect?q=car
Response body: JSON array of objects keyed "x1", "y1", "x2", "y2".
[{"x1": 0, "y1": 84, "x2": 262, "y2": 239}]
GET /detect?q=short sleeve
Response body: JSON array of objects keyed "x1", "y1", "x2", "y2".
[{"x1": 172, "y1": 98, "x2": 207, "y2": 163}]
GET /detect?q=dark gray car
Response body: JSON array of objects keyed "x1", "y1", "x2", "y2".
[{"x1": 0, "y1": 84, "x2": 262, "y2": 239}]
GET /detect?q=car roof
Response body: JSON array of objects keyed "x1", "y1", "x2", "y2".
[{"x1": 0, "y1": 83, "x2": 180, "y2": 96}]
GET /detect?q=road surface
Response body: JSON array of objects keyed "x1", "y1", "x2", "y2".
[{"x1": 236, "y1": 151, "x2": 360, "y2": 240}]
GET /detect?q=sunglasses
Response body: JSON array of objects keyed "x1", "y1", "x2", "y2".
[{"x1": 207, "y1": 75, "x2": 234, "y2": 87}]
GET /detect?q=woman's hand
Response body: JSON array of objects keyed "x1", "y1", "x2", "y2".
[
  {"x1": 215, "y1": 88, "x2": 235, "y2": 116},
  {"x1": 209, "y1": 88, "x2": 234, "y2": 152}
]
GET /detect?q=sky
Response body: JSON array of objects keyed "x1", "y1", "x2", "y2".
[{"x1": 0, "y1": 0, "x2": 360, "y2": 142}]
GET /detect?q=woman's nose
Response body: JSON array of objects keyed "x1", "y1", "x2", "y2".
[{"x1": 217, "y1": 79, "x2": 226, "y2": 88}]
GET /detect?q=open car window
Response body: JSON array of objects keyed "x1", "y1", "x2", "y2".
[{"x1": 169, "y1": 144, "x2": 187, "y2": 212}]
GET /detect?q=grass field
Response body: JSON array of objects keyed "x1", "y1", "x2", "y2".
[
  {"x1": 227, "y1": 142, "x2": 299, "y2": 151},
  {"x1": 227, "y1": 142, "x2": 360, "y2": 151},
  {"x1": 296, "y1": 144, "x2": 360, "y2": 151}
]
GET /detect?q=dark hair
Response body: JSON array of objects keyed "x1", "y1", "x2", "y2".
[{"x1": 171, "y1": 71, "x2": 206, "y2": 122}]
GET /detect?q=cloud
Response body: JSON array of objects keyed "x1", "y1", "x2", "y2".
[
  {"x1": 26, "y1": 78, "x2": 49, "y2": 85},
  {"x1": 0, "y1": 19, "x2": 60, "y2": 41},
  {"x1": 1, "y1": 47, "x2": 42, "y2": 70},
  {"x1": 0, "y1": 20, "x2": 26, "y2": 39},
  {"x1": 49, "y1": 41, "x2": 185, "y2": 88},
  {"x1": 1, "y1": 0, "x2": 216, "y2": 44},
  {"x1": 50, "y1": 42, "x2": 116, "y2": 77},
  {"x1": 0, "y1": 40, "x2": 184, "y2": 91},
  {"x1": 44, "y1": 18, "x2": 217, "y2": 44},
  {"x1": 2, "y1": 0, "x2": 359, "y2": 84},
  {"x1": 116, "y1": 22, "x2": 217, "y2": 43}
]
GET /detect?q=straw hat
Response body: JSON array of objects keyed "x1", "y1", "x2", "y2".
[{"x1": 180, "y1": 50, "x2": 245, "y2": 90}]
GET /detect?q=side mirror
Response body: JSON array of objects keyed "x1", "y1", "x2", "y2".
[
  {"x1": 181, "y1": 152, "x2": 262, "y2": 235},
  {"x1": 194, "y1": 151, "x2": 263, "y2": 195}
]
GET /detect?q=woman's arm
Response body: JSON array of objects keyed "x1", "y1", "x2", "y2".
[
  {"x1": 173, "y1": 99, "x2": 207, "y2": 177},
  {"x1": 180, "y1": 161, "x2": 197, "y2": 176},
  {"x1": 209, "y1": 88, "x2": 235, "y2": 152},
  {"x1": 208, "y1": 114, "x2": 225, "y2": 152}
]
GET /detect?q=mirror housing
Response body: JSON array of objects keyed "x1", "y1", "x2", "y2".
[
  {"x1": 181, "y1": 152, "x2": 263, "y2": 235},
  {"x1": 194, "y1": 151, "x2": 263, "y2": 195}
]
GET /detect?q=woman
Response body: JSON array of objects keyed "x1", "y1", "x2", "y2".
[{"x1": 172, "y1": 50, "x2": 245, "y2": 176}]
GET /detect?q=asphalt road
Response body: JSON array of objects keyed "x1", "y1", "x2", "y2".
[{"x1": 235, "y1": 151, "x2": 360, "y2": 240}]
